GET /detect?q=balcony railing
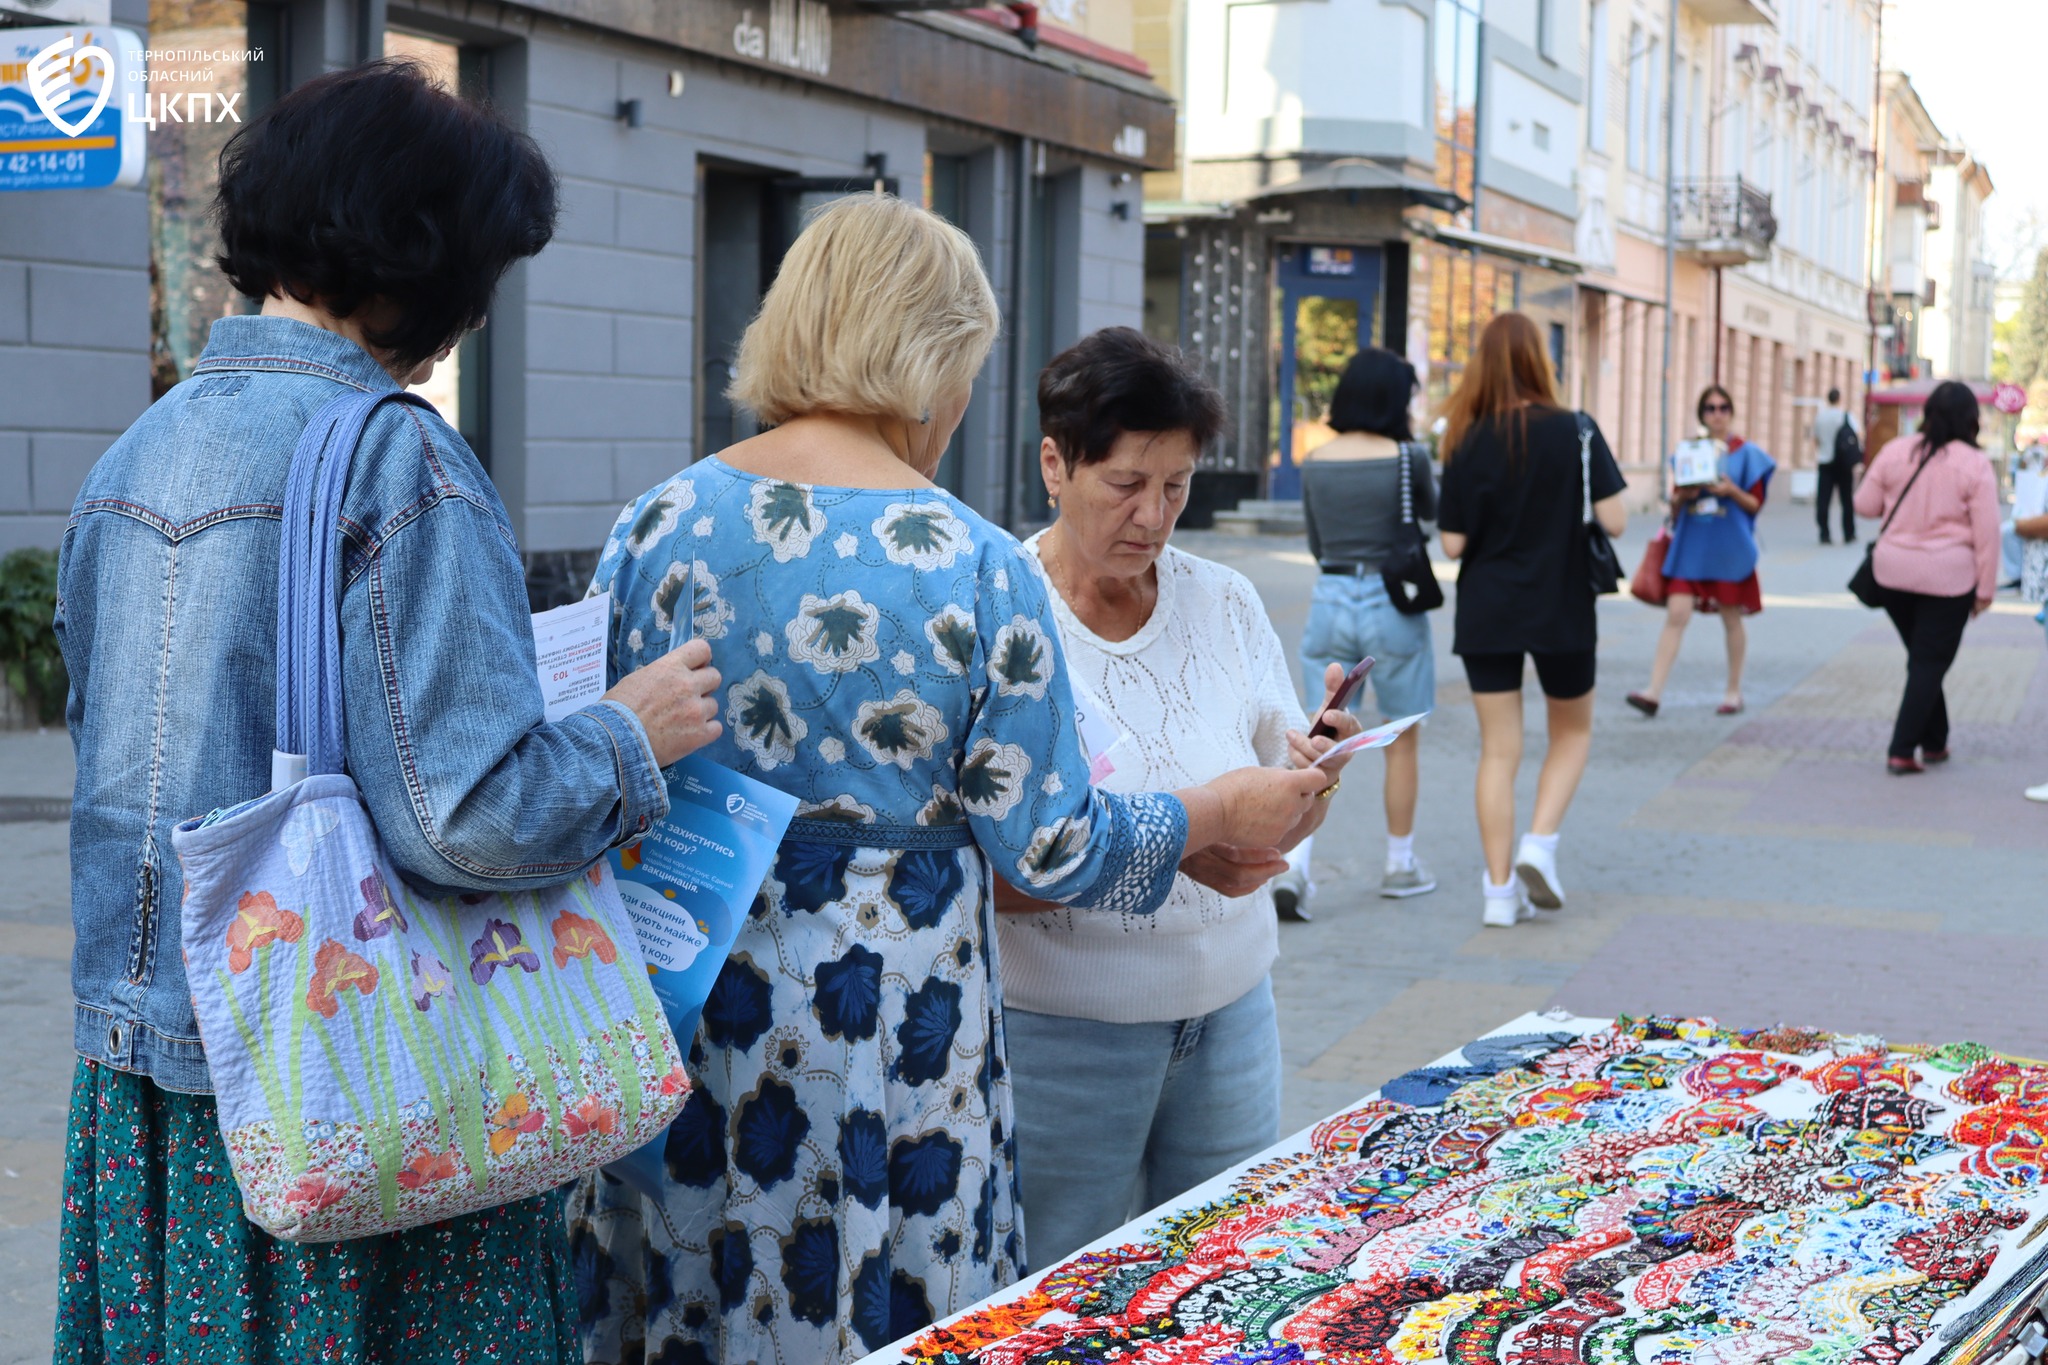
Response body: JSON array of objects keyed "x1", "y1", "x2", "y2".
[{"x1": 1671, "y1": 179, "x2": 1776, "y2": 267}]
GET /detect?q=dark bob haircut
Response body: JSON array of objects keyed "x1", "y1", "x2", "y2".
[
  {"x1": 214, "y1": 59, "x2": 558, "y2": 370},
  {"x1": 1328, "y1": 347, "x2": 1416, "y2": 440},
  {"x1": 1917, "y1": 379, "x2": 1981, "y2": 460},
  {"x1": 1039, "y1": 327, "x2": 1227, "y2": 468}
]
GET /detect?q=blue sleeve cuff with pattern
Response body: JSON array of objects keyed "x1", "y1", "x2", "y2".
[{"x1": 1054, "y1": 790, "x2": 1188, "y2": 916}]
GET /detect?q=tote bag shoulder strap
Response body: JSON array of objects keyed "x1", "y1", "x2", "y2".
[
  {"x1": 1871, "y1": 444, "x2": 1936, "y2": 547},
  {"x1": 1396, "y1": 440, "x2": 1416, "y2": 527},
  {"x1": 1575, "y1": 412, "x2": 1596, "y2": 527},
  {"x1": 275, "y1": 389, "x2": 433, "y2": 786}
]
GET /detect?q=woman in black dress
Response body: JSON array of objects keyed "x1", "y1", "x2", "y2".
[{"x1": 1437, "y1": 314, "x2": 1627, "y2": 928}]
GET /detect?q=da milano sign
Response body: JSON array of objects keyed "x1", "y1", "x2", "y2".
[{"x1": 1, "y1": 25, "x2": 145, "y2": 191}]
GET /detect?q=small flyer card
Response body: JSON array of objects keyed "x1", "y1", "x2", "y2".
[
  {"x1": 1314, "y1": 711, "x2": 1429, "y2": 768},
  {"x1": 532, "y1": 592, "x2": 611, "y2": 722},
  {"x1": 1072, "y1": 678, "x2": 1129, "y2": 783},
  {"x1": 1672, "y1": 439, "x2": 1723, "y2": 487}
]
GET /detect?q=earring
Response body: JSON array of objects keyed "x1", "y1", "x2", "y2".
[
  {"x1": 1047, "y1": 494, "x2": 1058, "y2": 509},
  {"x1": 919, "y1": 411, "x2": 930, "y2": 425}
]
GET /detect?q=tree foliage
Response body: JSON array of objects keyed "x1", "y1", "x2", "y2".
[
  {"x1": 2008, "y1": 248, "x2": 2048, "y2": 391},
  {"x1": 0, "y1": 549, "x2": 66, "y2": 725}
]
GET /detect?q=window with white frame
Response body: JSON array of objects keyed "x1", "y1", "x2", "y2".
[
  {"x1": 1726, "y1": 98, "x2": 1746, "y2": 183},
  {"x1": 1689, "y1": 63, "x2": 1704, "y2": 180},
  {"x1": 1586, "y1": 0, "x2": 1609, "y2": 151},
  {"x1": 1624, "y1": 23, "x2": 1647, "y2": 172}
]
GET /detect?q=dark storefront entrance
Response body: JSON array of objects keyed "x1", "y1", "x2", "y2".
[{"x1": 1272, "y1": 243, "x2": 1384, "y2": 499}]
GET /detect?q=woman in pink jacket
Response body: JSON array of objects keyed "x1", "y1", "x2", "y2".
[{"x1": 1854, "y1": 380, "x2": 2002, "y2": 774}]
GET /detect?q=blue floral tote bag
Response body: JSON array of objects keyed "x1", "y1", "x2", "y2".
[{"x1": 173, "y1": 391, "x2": 687, "y2": 1241}]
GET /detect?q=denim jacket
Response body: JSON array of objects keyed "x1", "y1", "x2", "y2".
[{"x1": 58, "y1": 315, "x2": 670, "y2": 1093}]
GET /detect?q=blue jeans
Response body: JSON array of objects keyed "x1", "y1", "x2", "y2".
[
  {"x1": 1006, "y1": 977, "x2": 1282, "y2": 1267},
  {"x1": 1299, "y1": 573, "x2": 1437, "y2": 718}
]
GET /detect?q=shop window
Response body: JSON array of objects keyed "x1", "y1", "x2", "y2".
[
  {"x1": 924, "y1": 152, "x2": 970, "y2": 493},
  {"x1": 1293, "y1": 295, "x2": 1359, "y2": 435},
  {"x1": 1143, "y1": 231, "x2": 1183, "y2": 348},
  {"x1": 385, "y1": 29, "x2": 493, "y2": 465},
  {"x1": 1433, "y1": 0, "x2": 1479, "y2": 220},
  {"x1": 700, "y1": 165, "x2": 896, "y2": 460},
  {"x1": 1013, "y1": 166, "x2": 1078, "y2": 507},
  {"x1": 1449, "y1": 254, "x2": 1476, "y2": 367},
  {"x1": 700, "y1": 169, "x2": 774, "y2": 459},
  {"x1": 148, "y1": 0, "x2": 285, "y2": 397},
  {"x1": 1426, "y1": 247, "x2": 1455, "y2": 406},
  {"x1": 1422, "y1": 245, "x2": 1522, "y2": 409},
  {"x1": 925, "y1": 152, "x2": 967, "y2": 227}
]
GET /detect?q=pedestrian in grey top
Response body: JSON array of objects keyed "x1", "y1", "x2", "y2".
[{"x1": 1275, "y1": 347, "x2": 1440, "y2": 919}]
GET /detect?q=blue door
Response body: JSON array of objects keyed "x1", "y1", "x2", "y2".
[{"x1": 1273, "y1": 244, "x2": 1383, "y2": 500}]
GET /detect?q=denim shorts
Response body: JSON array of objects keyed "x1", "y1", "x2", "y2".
[{"x1": 1299, "y1": 573, "x2": 1437, "y2": 719}]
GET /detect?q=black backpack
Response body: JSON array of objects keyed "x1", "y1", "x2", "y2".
[{"x1": 1833, "y1": 416, "x2": 1862, "y2": 465}]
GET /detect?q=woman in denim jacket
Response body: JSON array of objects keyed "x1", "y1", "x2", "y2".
[{"x1": 52, "y1": 63, "x2": 719, "y2": 1362}]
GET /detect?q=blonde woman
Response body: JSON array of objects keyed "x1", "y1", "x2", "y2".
[{"x1": 568, "y1": 195, "x2": 1325, "y2": 1365}]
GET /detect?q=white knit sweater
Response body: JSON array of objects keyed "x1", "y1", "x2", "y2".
[{"x1": 997, "y1": 536, "x2": 1307, "y2": 1024}]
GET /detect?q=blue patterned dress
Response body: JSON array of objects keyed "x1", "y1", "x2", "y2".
[{"x1": 567, "y1": 457, "x2": 1188, "y2": 1365}]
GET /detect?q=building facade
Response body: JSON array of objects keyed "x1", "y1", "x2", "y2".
[
  {"x1": 1579, "y1": 0, "x2": 1879, "y2": 476},
  {"x1": 1920, "y1": 141, "x2": 1995, "y2": 384},
  {"x1": 1873, "y1": 72, "x2": 1942, "y2": 386},
  {"x1": 0, "y1": 0, "x2": 1173, "y2": 587},
  {"x1": 1142, "y1": 0, "x2": 1588, "y2": 498}
]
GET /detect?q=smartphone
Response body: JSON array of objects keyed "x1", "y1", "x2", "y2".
[{"x1": 1309, "y1": 657, "x2": 1375, "y2": 740}]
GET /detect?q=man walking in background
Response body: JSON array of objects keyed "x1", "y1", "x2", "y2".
[{"x1": 1814, "y1": 387, "x2": 1861, "y2": 545}]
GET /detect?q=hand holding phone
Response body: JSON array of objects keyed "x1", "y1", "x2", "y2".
[{"x1": 1308, "y1": 657, "x2": 1374, "y2": 740}]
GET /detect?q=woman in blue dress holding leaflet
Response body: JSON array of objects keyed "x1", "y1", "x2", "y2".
[
  {"x1": 567, "y1": 195, "x2": 1324, "y2": 1365},
  {"x1": 1628, "y1": 384, "x2": 1776, "y2": 717}
]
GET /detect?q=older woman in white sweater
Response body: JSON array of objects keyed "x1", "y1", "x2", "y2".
[{"x1": 997, "y1": 328, "x2": 1360, "y2": 1265}]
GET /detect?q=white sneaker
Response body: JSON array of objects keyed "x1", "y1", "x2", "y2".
[
  {"x1": 2027, "y1": 782, "x2": 2048, "y2": 804},
  {"x1": 1514, "y1": 836, "x2": 1565, "y2": 911},
  {"x1": 1271, "y1": 865, "x2": 1311, "y2": 922},
  {"x1": 1482, "y1": 880, "x2": 1530, "y2": 928}
]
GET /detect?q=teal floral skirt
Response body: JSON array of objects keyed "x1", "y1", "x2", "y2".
[{"x1": 53, "y1": 1058, "x2": 580, "y2": 1364}]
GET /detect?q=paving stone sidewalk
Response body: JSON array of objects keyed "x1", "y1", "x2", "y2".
[{"x1": 1, "y1": 495, "x2": 2042, "y2": 1360}]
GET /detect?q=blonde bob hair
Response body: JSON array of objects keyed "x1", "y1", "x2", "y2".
[{"x1": 729, "y1": 193, "x2": 999, "y2": 426}]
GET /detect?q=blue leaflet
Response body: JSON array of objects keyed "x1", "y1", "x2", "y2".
[{"x1": 604, "y1": 754, "x2": 797, "y2": 1197}]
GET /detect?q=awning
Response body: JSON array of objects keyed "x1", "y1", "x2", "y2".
[
  {"x1": 1252, "y1": 160, "x2": 1467, "y2": 214},
  {"x1": 1870, "y1": 379, "x2": 1997, "y2": 406},
  {"x1": 1404, "y1": 218, "x2": 1586, "y2": 275},
  {"x1": 1142, "y1": 200, "x2": 1235, "y2": 224}
]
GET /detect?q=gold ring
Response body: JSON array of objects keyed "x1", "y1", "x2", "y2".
[{"x1": 1317, "y1": 778, "x2": 1341, "y2": 801}]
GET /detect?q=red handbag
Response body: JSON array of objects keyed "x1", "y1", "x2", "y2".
[{"x1": 1631, "y1": 529, "x2": 1672, "y2": 607}]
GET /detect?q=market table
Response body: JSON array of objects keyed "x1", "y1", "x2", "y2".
[{"x1": 860, "y1": 1012, "x2": 2048, "y2": 1365}]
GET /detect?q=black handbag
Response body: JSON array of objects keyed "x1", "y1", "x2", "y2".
[
  {"x1": 1379, "y1": 442, "x2": 1444, "y2": 614},
  {"x1": 1578, "y1": 413, "x2": 1622, "y2": 596},
  {"x1": 1849, "y1": 448, "x2": 1933, "y2": 608}
]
